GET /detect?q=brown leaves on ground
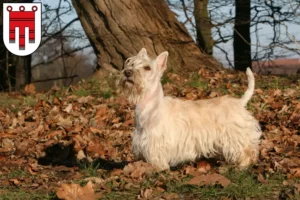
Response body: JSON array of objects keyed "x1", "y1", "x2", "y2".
[
  {"x1": 188, "y1": 173, "x2": 231, "y2": 188},
  {"x1": 123, "y1": 161, "x2": 156, "y2": 179},
  {"x1": 24, "y1": 83, "x2": 36, "y2": 95},
  {"x1": 0, "y1": 67, "x2": 299, "y2": 199},
  {"x1": 56, "y1": 181, "x2": 101, "y2": 200}
]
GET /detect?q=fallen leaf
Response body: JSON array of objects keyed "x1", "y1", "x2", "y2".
[
  {"x1": 284, "y1": 89, "x2": 296, "y2": 97},
  {"x1": 56, "y1": 181, "x2": 101, "y2": 200},
  {"x1": 294, "y1": 184, "x2": 300, "y2": 194},
  {"x1": 283, "y1": 180, "x2": 289, "y2": 186},
  {"x1": 288, "y1": 168, "x2": 300, "y2": 178},
  {"x1": 24, "y1": 84, "x2": 36, "y2": 94},
  {"x1": 197, "y1": 160, "x2": 211, "y2": 174},
  {"x1": 46, "y1": 130, "x2": 65, "y2": 139},
  {"x1": 163, "y1": 193, "x2": 179, "y2": 200},
  {"x1": 77, "y1": 96, "x2": 94, "y2": 104},
  {"x1": 209, "y1": 91, "x2": 218, "y2": 98},
  {"x1": 123, "y1": 161, "x2": 155, "y2": 179},
  {"x1": 273, "y1": 89, "x2": 282, "y2": 96},
  {"x1": 140, "y1": 188, "x2": 152, "y2": 199},
  {"x1": 257, "y1": 174, "x2": 268, "y2": 184},
  {"x1": 255, "y1": 88, "x2": 263, "y2": 94},
  {"x1": 64, "y1": 104, "x2": 73, "y2": 113},
  {"x1": 9, "y1": 178, "x2": 20, "y2": 185},
  {"x1": 186, "y1": 92, "x2": 197, "y2": 100},
  {"x1": 76, "y1": 150, "x2": 86, "y2": 160},
  {"x1": 188, "y1": 173, "x2": 231, "y2": 188},
  {"x1": 84, "y1": 177, "x2": 105, "y2": 184}
]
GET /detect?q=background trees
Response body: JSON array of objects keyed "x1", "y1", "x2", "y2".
[
  {"x1": 0, "y1": 0, "x2": 92, "y2": 91},
  {"x1": 71, "y1": 0, "x2": 218, "y2": 74},
  {"x1": 0, "y1": 0, "x2": 299, "y2": 91},
  {"x1": 194, "y1": 0, "x2": 213, "y2": 55},
  {"x1": 233, "y1": 0, "x2": 251, "y2": 71},
  {"x1": 168, "y1": 0, "x2": 300, "y2": 71}
]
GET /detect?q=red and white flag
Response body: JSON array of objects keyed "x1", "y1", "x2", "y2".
[{"x1": 3, "y1": 3, "x2": 42, "y2": 56}]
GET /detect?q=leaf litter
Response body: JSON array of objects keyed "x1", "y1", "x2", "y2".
[{"x1": 0, "y1": 68, "x2": 299, "y2": 199}]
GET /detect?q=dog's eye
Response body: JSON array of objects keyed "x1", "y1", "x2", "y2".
[{"x1": 144, "y1": 66, "x2": 151, "y2": 71}]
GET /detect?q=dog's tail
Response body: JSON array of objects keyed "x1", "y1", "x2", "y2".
[{"x1": 241, "y1": 67, "x2": 255, "y2": 107}]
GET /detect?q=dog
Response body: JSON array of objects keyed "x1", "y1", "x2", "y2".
[{"x1": 119, "y1": 48, "x2": 262, "y2": 170}]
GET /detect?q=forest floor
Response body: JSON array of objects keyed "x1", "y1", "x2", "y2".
[{"x1": 0, "y1": 67, "x2": 299, "y2": 200}]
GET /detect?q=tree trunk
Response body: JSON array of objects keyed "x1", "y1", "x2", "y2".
[
  {"x1": 14, "y1": 55, "x2": 32, "y2": 90},
  {"x1": 0, "y1": 3, "x2": 7, "y2": 91},
  {"x1": 71, "y1": 0, "x2": 219, "y2": 73},
  {"x1": 234, "y1": 0, "x2": 251, "y2": 71},
  {"x1": 194, "y1": 0, "x2": 213, "y2": 55}
]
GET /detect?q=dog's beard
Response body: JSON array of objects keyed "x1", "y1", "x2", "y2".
[{"x1": 119, "y1": 75, "x2": 145, "y2": 105}]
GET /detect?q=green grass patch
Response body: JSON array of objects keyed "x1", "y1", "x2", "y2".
[
  {"x1": 101, "y1": 191, "x2": 137, "y2": 200},
  {"x1": 256, "y1": 75, "x2": 299, "y2": 90},
  {"x1": 75, "y1": 78, "x2": 115, "y2": 99},
  {"x1": 22, "y1": 96, "x2": 37, "y2": 107},
  {"x1": 0, "y1": 170, "x2": 32, "y2": 179},
  {"x1": 164, "y1": 169, "x2": 288, "y2": 199},
  {"x1": 161, "y1": 74, "x2": 171, "y2": 85},
  {"x1": 0, "y1": 190, "x2": 56, "y2": 200},
  {"x1": 80, "y1": 162, "x2": 102, "y2": 177},
  {"x1": 101, "y1": 90, "x2": 112, "y2": 99},
  {"x1": 73, "y1": 88, "x2": 91, "y2": 97},
  {"x1": 188, "y1": 74, "x2": 208, "y2": 90},
  {"x1": 0, "y1": 93, "x2": 21, "y2": 108}
]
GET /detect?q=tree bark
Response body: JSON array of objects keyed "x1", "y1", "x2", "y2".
[
  {"x1": 234, "y1": 0, "x2": 251, "y2": 71},
  {"x1": 71, "y1": 0, "x2": 219, "y2": 73},
  {"x1": 194, "y1": 0, "x2": 213, "y2": 55},
  {"x1": 0, "y1": 3, "x2": 7, "y2": 91},
  {"x1": 14, "y1": 55, "x2": 32, "y2": 90}
]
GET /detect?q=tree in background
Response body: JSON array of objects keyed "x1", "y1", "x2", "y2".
[
  {"x1": 71, "y1": 0, "x2": 219, "y2": 74},
  {"x1": 233, "y1": 0, "x2": 251, "y2": 71},
  {"x1": 169, "y1": 0, "x2": 300, "y2": 71},
  {"x1": 194, "y1": 0, "x2": 213, "y2": 55},
  {"x1": 1, "y1": 0, "x2": 299, "y2": 92},
  {"x1": 0, "y1": 0, "x2": 91, "y2": 91}
]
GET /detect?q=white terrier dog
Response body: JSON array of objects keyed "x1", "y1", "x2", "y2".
[{"x1": 119, "y1": 48, "x2": 262, "y2": 170}]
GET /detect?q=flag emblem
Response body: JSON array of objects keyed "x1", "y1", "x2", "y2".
[{"x1": 3, "y1": 3, "x2": 42, "y2": 56}]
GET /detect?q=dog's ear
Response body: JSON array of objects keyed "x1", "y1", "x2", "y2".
[
  {"x1": 137, "y1": 48, "x2": 148, "y2": 58},
  {"x1": 156, "y1": 51, "x2": 168, "y2": 72}
]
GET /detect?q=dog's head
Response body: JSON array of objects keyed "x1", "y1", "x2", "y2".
[{"x1": 118, "y1": 48, "x2": 168, "y2": 104}]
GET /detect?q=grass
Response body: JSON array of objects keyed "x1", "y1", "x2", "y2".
[
  {"x1": 0, "y1": 170, "x2": 56, "y2": 200},
  {"x1": 102, "y1": 191, "x2": 137, "y2": 200},
  {"x1": 0, "y1": 190, "x2": 56, "y2": 200},
  {"x1": 164, "y1": 169, "x2": 287, "y2": 199},
  {"x1": 1, "y1": 168, "x2": 292, "y2": 200},
  {"x1": 0, "y1": 93, "x2": 21, "y2": 108},
  {"x1": 161, "y1": 74, "x2": 171, "y2": 85},
  {"x1": 100, "y1": 169, "x2": 294, "y2": 200},
  {"x1": 0, "y1": 93, "x2": 49, "y2": 109},
  {"x1": 101, "y1": 90, "x2": 112, "y2": 99},
  {"x1": 256, "y1": 75, "x2": 299, "y2": 90},
  {"x1": 188, "y1": 73, "x2": 208, "y2": 90},
  {"x1": 73, "y1": 88, "x2": 91, "y2": 97},
  {"x1": 73, "y1": 78, "x2": 114, "y2": 99},
  {"x1": 80, "y1": 162, "x2": 102, "y2": 177},
  {"x1": 3, "y1": 170, "x2": 31, "y2": 179},
  {"x1": 22, "y1": 96, "x2": 37, "y2": 107}
]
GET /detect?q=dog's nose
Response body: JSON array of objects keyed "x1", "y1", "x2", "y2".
[{"x1": 124, "y1": 70, "x2": 133, "y2": 77}]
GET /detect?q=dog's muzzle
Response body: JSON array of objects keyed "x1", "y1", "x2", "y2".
[
  {"x1": 122, "y1": 69, "x2": 134, "y2": 85},
  {"x1": 124, "y1": 69, "x2": 133, "y2": 78}
]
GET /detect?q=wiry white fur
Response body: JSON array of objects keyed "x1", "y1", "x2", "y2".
[
  {"x1": 241, "y1": 68, "x2": 255, "y2": 107},
  {"x1": 119, "y1": 48, "x2": 262, "y2": 170}
]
